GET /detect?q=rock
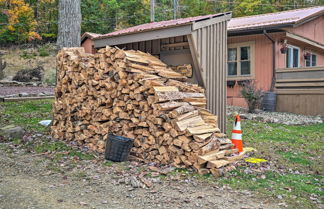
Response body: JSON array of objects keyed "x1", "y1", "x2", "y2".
[
  {"x1": 39, "y1": 120, "x2": 52, "y2": 127},
  {"x1": 129, "y1": 176, "x2": 144, "y2": 188},
  {"x1": 0, "y1": 125, "x2": 25, "y2": 139},
  {"x1": 19, "y1": 92, "x2": 29, "y2": 97}
]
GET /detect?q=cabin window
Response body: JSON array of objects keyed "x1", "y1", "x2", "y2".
[
  {"x1": 227, "y1": 42, "x2": 254, "y2": 79},
  {"x1": 286, "y1": 45, "x2": 300, "y2": 68},
  {"x1": 305, "y1": 53, "x2": 317, "y2": 67}
]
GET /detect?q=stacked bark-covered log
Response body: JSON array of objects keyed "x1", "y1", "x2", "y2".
[{"x1": 52, "y1": 46, "x2": 244, "y2": 177}]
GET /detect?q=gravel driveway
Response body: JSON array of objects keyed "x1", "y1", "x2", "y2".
[
  {"x1": 0, "y1": 87, "x2": 54, "y2": 97},
  {"x1": 0, "y1": 142, "x2": 280, "y2": 209}
]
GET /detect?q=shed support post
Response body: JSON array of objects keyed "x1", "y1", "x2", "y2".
[{"x1": 187, "y1": 34, "x2": 205, "y2": 88}]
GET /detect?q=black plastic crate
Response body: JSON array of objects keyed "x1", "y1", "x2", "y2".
[{"x1": 105, "y1": 134, "x2": 134, "y2": 162}]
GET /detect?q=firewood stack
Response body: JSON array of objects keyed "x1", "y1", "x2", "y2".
[{"x1": 52, "y1": 46, "x2": 244, "y2": 177}]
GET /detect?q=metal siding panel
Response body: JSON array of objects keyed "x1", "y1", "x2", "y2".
[
  {"x1": 209, "y1": 25, "x2": 213, "y2": 114},
  {"x1": 216, "y1": 23, "x2": 220, "y2": 129},
  {"x1": 221, "y1": 22, "x2": 225, "y2": 132},
  {"x1": 191, "y1": 19, "x2": 229, "y2": 132},
  {"x1": 210, "y1": 25, "x2": 214, "y2": 115},
  {"x1": 224, "y1": 21, "x2": 228, "y2": 131}
]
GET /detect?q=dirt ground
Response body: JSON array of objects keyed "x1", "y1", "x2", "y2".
[{"x1": 0, "y1": 142, "x2": 280, "y2": 209}]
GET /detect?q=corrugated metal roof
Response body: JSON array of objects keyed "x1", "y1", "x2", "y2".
[
  {"x1": 94, "y1": 13, "x2": 226, "y2": 40},
  {"x1": 228, "y1": 6, "x2": 324, "y2": 31}
]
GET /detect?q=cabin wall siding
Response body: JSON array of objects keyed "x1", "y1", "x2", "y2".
[
  {"x1": 286, "y1": 16, "x2": 324, "y2": 44},
  {"x1": 227, "y1": 34, "x2": 273, "y2": 107}
]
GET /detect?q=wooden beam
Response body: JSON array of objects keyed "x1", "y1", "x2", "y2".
[
  {"x1": 275, "y1": 82, "x2": 324, "y2": 88},
  {"x1": 276, "y1": 66, "x2": 324, "y2": 73},
  {"x1": 275, "y1": 88, "x2": 324, "y2": 95},
  {"x1": 161, "y1": 42, "x2": 189, "y2": 49},
  {"x1": 276, "y1": 78, "x2": 324, "y2": 83},
  {"x1": 94, "y1": 25, "x2": 192, "y2": 48},
  {"x1": 1, "y1": 96, "x2": 54, "y2": 102},
  {"x1": 187, "y1": 34, "x2": 205, "y2": 88}
]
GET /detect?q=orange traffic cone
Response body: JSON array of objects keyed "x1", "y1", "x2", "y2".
[{"x1": 231, "y1": 114, "x2": 243, "y2": 152}]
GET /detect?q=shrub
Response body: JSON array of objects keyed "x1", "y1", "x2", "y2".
[
  {"x1": 38, "y1": 46, "x2": 50, "y2": 57},
  {"x1": 240, "y1": 80, "x2": 263, "y2": 113},
  {"x1": 43, "y1": 68, "x2": 56, "y2": 86},
  {"x1": 20, "y1": 50, "x2": 37, "y2": 59}
]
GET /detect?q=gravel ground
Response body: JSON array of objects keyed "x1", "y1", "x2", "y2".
[
  {"x1": 227, "y1": 106, "x2": 323, "y2": 125},
  {"x1": 0, "y1": 87, "x2": 54, "y2": 97},
  {"x1": 0, "y1": 139, "x2": 280, "y2": 209}
]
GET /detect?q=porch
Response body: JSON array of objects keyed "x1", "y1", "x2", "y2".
[{"x1": 275, "y1": 66, "x2": 324, "y2": 116}]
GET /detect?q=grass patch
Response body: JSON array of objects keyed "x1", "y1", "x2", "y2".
[
  {"x1": 33, "y1": 139, "x2": 95, "y2": 161},
  {"x1": 103, "y1": 160, "x2": 114, "y2": 167},
  {"x1": 219, "y1": 169, "x2": 323, "y2": 209},
  {"x1": 34, "y1": 140, "x2": 69, "y2": 153},
  {"x1": 276, "y1": 151, "x2": 312, "y2": 165},
  {"x1": 225, "y1": 118, "x2": 324, "y2": 208},
  {"x1": 0, "y1": 99, "x2": 53, "y2": 132}
]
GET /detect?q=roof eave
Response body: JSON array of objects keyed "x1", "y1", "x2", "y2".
[
  {"x1": 228, "y1": 23, "x2": 294, "y2": 36},
  {"x1": 93, "y1": 22, "x2": 194, "y2": 41},
  {"x1": 94, "y1": 12, "x2": 231, "y2": 41}
]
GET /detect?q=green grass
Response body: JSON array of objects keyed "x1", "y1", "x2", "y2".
[
  {"x1": 226, "y1": 119, "x2": 324, "y2": 174},
  {"x1": 33, "y1": 139, "x2": 95, "y2": 161},
  {"x1": 225, "y1": 118, "x2": 324, "y2": 208},
  {"x1": 0, "y1": 99, "x2": 53, "y2": 132}
]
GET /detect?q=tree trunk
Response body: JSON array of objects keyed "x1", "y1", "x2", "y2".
[{"x1": 56, "y1": 0, "x2": 81, "y2": 48}]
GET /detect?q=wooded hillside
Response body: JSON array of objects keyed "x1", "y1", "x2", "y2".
[{"x1": 0, "y1": 0, "x2": 323, "y2": 44}]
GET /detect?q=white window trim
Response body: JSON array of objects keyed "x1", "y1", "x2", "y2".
[
  {"x1": 227, "y1": 41, "x2": 255, "y2": 80},
  {"x1": 286, "y1": 45, "x2": 300, "y2": 68},
  {"x1": 305, "y1": 52, "x2": 317, "y2": 67}
]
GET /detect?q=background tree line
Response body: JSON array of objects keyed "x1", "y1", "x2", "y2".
[{"x1": 0, "y1": 0, "x2": 323, "y2": 44}]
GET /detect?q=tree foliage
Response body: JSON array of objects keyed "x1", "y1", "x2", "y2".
[
  {"x1": 232, "y1": 0, "x2": 278, "y2": 17},
  {"x1": 0, "y1": 0, "x2": 41, "y2": 43},
  {"x1": 1, "y1": 0, "x2": 324, "y2": 44}
]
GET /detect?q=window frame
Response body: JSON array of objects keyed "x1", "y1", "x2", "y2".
[
  {"x1": 227, "y1": 41, "x2": 255, "y2": 80},
  {"x1": 305, "y1": 52, "x2": 317, "y2": 67},
  {"x1": 286, "y1": 45, "x2": 300, "y2": 68}
]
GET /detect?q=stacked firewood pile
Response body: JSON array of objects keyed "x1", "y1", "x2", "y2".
[{"x1": 52, "y1": 47, "x2": 245, "y2": 177}]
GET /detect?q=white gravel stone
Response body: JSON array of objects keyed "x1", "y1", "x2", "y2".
[{"x1": 227, "y1": 106, "x2": 323, "y2": 125}]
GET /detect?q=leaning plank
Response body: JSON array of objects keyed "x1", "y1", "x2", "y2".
[{"x1": 2, "y1": 96, "x2": 54, "y2": 102}]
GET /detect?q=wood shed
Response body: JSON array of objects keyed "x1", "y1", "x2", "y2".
[{"x1": 84, "y1": 12, "x2": 232, "y2": 132}]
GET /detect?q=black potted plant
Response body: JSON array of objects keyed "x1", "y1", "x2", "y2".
[
  {"x1": 304, "y1": 52, "x2": 311, "y2": 59},
  {"x1": 227, "y1": 80, "x2": 236, "y2": 88},
  {"x1": 280, "y1": 46, "x2": 288, "y2": 54},
  {"x1": 238, "y1": 79, "x2": 251, "y2": 86},
  {"x1": 280, "y1": 39, "x2": 288, "y2": 54}
]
